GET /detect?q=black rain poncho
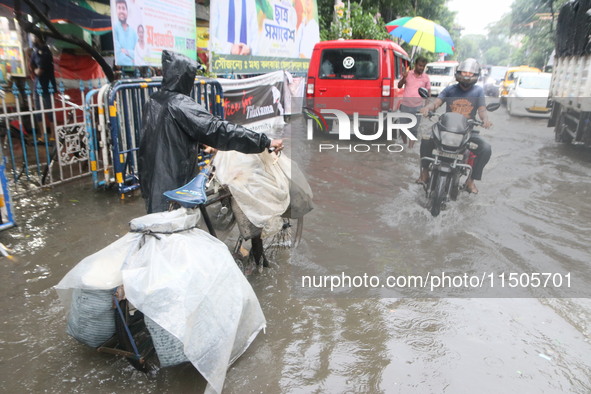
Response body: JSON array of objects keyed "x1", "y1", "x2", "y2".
[{"x1": 138, "y1": 51, "x2": 271, "y2": 213}]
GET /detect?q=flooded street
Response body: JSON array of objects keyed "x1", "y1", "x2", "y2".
[{"x1": 1, "y1": 106, "x2": 590, "y2": 393}]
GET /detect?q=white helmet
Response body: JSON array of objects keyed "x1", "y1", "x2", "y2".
[{"x1": 455, "y1": 58, "x2": 480, "y2": 88}]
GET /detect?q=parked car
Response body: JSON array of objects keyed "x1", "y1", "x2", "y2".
[
  {"x1": 424, "y1": 61, "x2": 459, "y2": 96},
  {"x1": 499, "y1": 65, "x2": 542, "y2": 102},
  {"x1": 483, "y1": 66, "x2": 508, "y2": 97},
  {"x1": 506, "y1": 72, "x2": 552, "y2": 117},
  {"x1": 306, "y1": 39, "x2": 410, "y2": 134}
]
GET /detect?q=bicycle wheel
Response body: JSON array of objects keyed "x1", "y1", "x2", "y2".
[{"x1": 263, "y1": 217, "x2": 304, "y2": 255}]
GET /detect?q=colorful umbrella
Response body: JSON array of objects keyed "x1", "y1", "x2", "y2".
[{"x1": 386, "y1": 16, "x2": 455, "y2": 55}]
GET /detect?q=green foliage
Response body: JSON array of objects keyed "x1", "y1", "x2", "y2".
[
  {"x1": 456, "y1": 0, "x2": 567, "y2": 67},
  {"x1": 320, "y1": 2, "x2": 391, "y2": 41},
  {"x1": 314, "y1": 0, "x2": 563, "y2": 69},
  {"x1": 455, "y1": 34, "x2": 486, "y2": 61},
  {"x1": 316, "y1": 0, "x2": 458, "y2": 54},
  {"x1": 506, "y1": 0, "x2": 564, "y2": 68}
]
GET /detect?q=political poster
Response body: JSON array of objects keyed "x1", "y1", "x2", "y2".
[
  {"x1": 209, "y1": 0, "x2": 320, "y2": 73},
  {"x1": 111, "y1": 0, "x2": 196, "y2": 67},
  {"x1": 217, "y1": 71, "x2": 288, "y2": 132}
]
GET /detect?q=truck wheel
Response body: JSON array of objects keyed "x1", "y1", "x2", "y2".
[{"x1": 555, "y1": 114, "x2": 573, "y2": 144}]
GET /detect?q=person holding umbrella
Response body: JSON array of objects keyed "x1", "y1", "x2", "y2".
[{"x1": 397, "y1": 56, "x2": 431, "y2": 149}]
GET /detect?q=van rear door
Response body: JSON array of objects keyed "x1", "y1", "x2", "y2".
[{"x1": 312, "y1": 46, "x2": 384, "y2": 115}]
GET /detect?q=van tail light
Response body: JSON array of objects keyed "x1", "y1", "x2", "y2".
[
  {"x1": 382, "y1": 78, "x2": 391, "y2": 97},
  {"x1": 306, "y1": 77, "x2": 315, "y2": 96}
]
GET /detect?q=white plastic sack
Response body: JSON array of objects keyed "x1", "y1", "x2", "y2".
[
  {"x1": 214, "y1": 150, "x2": 290, "y2": 229},
  {"x1": 54, "y1": 232, "x2": 141, "y2": 315},
  {"x1": 54, "y1": 209, "x2": 200, "y2": 311},
  {"x1": 275, "y1": 155, "x2": 314, "y2": 218},
  {"x1": 122, "y1": 210, "x2": 266, "y2": 394}
]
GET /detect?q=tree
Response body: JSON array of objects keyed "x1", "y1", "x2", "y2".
[
  {"x1": 316, "y1": 0, "x2": 458, "y2": 51},
  {"x1": 508, "y1": 0, "x2": 566, "y2": 68},
  {"x1": 456, "y1": 34, "x2": 486, "y2": 60},
  {"x1": 321, "y1": 2, "x2": 390, "y2": 41}
]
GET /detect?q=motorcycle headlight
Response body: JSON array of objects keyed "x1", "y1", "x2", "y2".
[{"x1": 440, "y1": 131, "x2": 465, "y2": 147}]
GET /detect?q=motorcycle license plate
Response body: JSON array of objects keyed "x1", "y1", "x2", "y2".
[{"x1": 433, "y1": 150, "x2": 463, "y2": 160}]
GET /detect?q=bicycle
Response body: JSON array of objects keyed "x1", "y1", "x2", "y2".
[{"x1": 101, "y1": 149, "x2": 304, "y2": 371}]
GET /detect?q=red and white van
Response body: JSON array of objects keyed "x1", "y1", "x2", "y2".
[{"x1": 305, "y1": 39, "x2": 410, "y2": 132}]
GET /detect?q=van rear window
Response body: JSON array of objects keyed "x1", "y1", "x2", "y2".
[{"x1": 319, "y1": 48, "x2": 379, "y2": 80}]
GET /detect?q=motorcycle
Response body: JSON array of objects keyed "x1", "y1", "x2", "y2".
[{"x1": 418, "y1": 87, "x2": 500, "y2": 216}]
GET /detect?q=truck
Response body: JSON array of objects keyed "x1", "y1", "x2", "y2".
[{"x1": 547, "y1": 1, "x2": 591, "y2": 147}]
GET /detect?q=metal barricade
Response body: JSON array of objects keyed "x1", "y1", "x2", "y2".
[
  {"x1": 0, "y1": 80, "x2": 104, "y2": 190},
  {"x1": 0, "y1": 147, "x2": 15, "y2": 231},
  {"x1": 84, "y1": 84, "x2": 111, "y2": 189},
  {"x1": 0, "y1": 77, "x2": 224, "y2": 198},
  {"x1": 105, "y1": 77, "x2": 224, "y2": 197}
]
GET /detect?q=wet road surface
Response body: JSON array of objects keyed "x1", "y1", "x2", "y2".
[{"x1": 1, "y1": 105, "x2": 590, "y2": 393}]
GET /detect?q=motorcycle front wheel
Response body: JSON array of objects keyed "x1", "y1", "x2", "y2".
[
  {"x1": 429, "y1": 172, "x2": 449, "y2": 217},
  {"x1": 449, "y1": 173, "x2": 461, "y2": 201}
]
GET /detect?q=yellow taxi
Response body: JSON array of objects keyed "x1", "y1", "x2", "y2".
[{"x1": 499, "y1": 65, "x2": 542, "y2": 100}]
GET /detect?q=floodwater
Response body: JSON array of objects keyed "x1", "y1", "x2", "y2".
[{"x1": 1, "y1": 107, "x2": 590, "y2": 393}]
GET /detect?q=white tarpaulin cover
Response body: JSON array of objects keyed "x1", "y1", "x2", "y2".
[
  {"x1": 214, "y1": 150, "x2": 314, "y2": 233},
  {"x1": 214, "y1": 150, "x2": 290, "y2": 234},
  {"x1": 55, "y1": 208, "x2": 266, "y2": 394}
]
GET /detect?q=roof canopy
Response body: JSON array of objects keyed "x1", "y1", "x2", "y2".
[{"x1": 0, "y1": 0, "x2": 111, "y2": 34}]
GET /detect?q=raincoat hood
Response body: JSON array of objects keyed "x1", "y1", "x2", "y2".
[
  {"x1": 139, "y1": 54, "x2": 271, "y2": 214},
  {"x1": 161, "y1": 50, "x2": 197, "y2": 96}
]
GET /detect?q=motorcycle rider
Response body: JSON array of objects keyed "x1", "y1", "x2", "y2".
[{"x1": 419, "y1": 58, "x2": 492, "y2": 194}]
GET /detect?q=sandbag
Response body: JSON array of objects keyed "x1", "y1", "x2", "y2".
[
  {"x1": 66, "y1": 288, "x2": 115, "y2": 347},
  {"x1": 144, "y1": 315, "x2": 190, "y2": 367}
]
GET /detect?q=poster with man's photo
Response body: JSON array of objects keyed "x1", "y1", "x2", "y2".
[{"x1": 110, "y1": 0, "x2": 196, "y2": 67}]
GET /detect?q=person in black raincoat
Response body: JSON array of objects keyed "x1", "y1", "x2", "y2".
[{"x1": 138, "y1": 50, "x2": 283, "y2": 214}]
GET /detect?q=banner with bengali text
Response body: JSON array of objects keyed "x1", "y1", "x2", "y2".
[
  {"x1": 212, "y1": 54, "x2": 310, "y2": 74},
  {"x1": 210, "y1": 0, "x2": 319, "y2": 73},
  {"x1": 111, "y1": 0, "x2": 196, "y2": 67}
]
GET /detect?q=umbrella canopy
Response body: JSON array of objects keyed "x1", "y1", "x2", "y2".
[{"x1": 386, "y1": 16, "x2": 455, "y2": 55}]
